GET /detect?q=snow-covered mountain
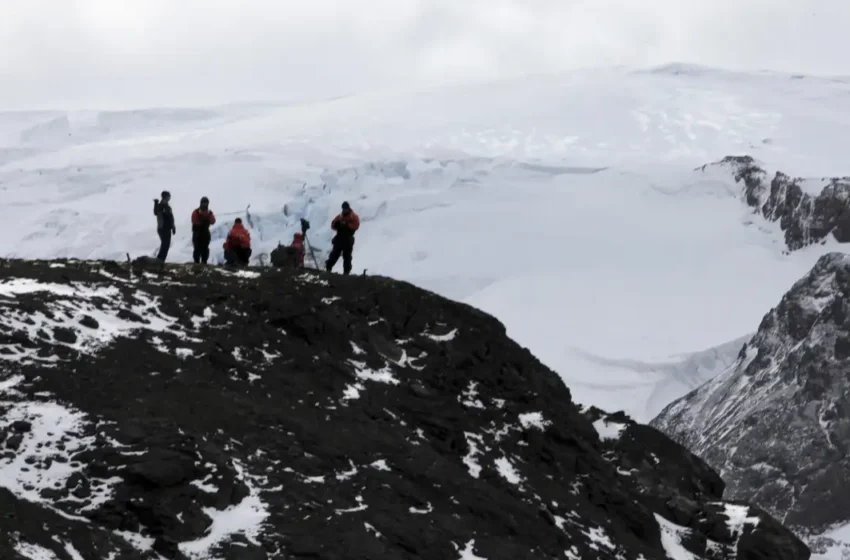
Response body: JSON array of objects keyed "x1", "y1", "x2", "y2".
[
  {"x1": 651, "y1": 252, "x2": 850, "y2": 559},
  {"x1": 1, "y1": 64, "x2": 849, "y2": 424},
  {"x1": 0, "y1": 257, "x2": 810, "y2": 559}
]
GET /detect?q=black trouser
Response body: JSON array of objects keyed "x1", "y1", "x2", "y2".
[
  {"x1": 192, "y1": 232, "x2": 211, "y2": 264},
  {"x1": 156, "y1": 228, "x2": 172, "y2": 261},
  {"x1": 326, "y1": 236, "x2": 354, "y2": 275},
  {"x1": 224, "y1": 247, "x2": 252, "y2": 266}
]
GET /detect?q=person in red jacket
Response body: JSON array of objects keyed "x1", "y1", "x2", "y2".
[
  {"x1": 191, "y1": 196, "x2": 216, "y2": 264},
  {"x1": 325, "y1": 201, "x2": 360, "y2": 275},
  {"x1": 223, "y1": 218, "x2": 252, "y2": 266},
  {"x1": 290, "y1": 232, "x2": 306, "y2": 267}
]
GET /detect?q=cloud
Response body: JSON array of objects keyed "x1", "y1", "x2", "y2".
[{"x1": 1, "y1": 0, "x2": 849, "y2": 109}]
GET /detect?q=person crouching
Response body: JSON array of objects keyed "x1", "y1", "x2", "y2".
[
  {"x1": 223, "y1": 218, "x2": 252, "y2": 266},
  {"x1": 290, "y1": 232, "x2": 306, "y2": 267}
]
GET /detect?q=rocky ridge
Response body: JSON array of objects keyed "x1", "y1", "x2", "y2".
[
  {"x1": 652, "y1": 252, "x2": 850, "y2": 558},
  {"x1": 0, "y1": 257, "x2": 808, "y2": 560},
  {"x1": 701, "y1": 155, "x2": 850, "y2": 251}
]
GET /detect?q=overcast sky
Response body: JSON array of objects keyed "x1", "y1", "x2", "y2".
[{"x1": 2, "y1": 0, "x2": 849, "y2": 110}]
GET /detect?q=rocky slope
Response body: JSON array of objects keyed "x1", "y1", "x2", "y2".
[
  {"x1": 652, "y1": 252, "x2": 850, "y2": 557},
  {"x1": 701, "y1": 155, "x2": 850, "y2": 251},
  {"x1": 0, "y1": 258, "x2": 807, "y2": 560}
]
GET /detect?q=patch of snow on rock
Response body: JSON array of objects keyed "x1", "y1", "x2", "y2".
[
  {"x1": 425, "y1": 328, "x2": 458, "y2": 342},
  {"x1": 342, "y1": 382, "x2": 365, "y2": 401},
  {"x1": 460, "y1": 381, "x2": 486, "y2": 409},
  {"x1": 723, "y1": 503, "x2": 760, "y2": 538},
  {"x1": 364, "y1": 522, "x2": 382, "y2": 538},
  {"x1": 462, "y1": 432, "x2": 484, "y2": 478},
  {"x1": 190, "y1": 475, "x2": 218, "y2": 494},
  {"x1": 410, "y1": 502, "x2": 433, "y2": 514},
  {"x1": 494, "y1": 456, "x2": 523, "y2": 485},
  {"x1": 0, "y1": 374, "x2": 25, "y2": 394},
  {"x1": 370, "y1": 459, "x2": 391, "y2": 471},
  {"x1": 178, "y1": 459, "x2": 269, "y2": 559},
  {"x1": 335, "y1": 495, "x2": 368, "y2": 514},
  {"x1": 583, "y1": 526, "x2": 616, "y2": 552},
  {"x1": 350, "y1": 360, "x2": 400, "y2": 385},
  {"x1": 0, "y1": 278, "x2": 99, "y2": 297},
  {"x1": 62, "y1": 542, "x2": 85, "y2": 560},
  {"x1": 190, "y1": 306, "x2": 216, "y2": 329},
  {"x1": 655, "y1": 514, "x2": 699, "y2": 560},
  {"x1": 0, "y1": 399, "x2": 118, "y2": 515},
  {"x1": 15, "y1": 541, "x2": 60, "y2": 560},
  {"x1": 0, "y1": 280, "x2": 206, "y2": 363},
  {"x1": 455, "y1": 539, "x2": 487, "y2": 560},
  {"x1": 335, "y1": 461, "x2": 358, "y2": 481},
  {"x1": 593, "y1": 418, "x2": 627, "y2": 441},
  {"x1": 295, "y1": 273, "x2": 329, "y2": 286},
  {"x1": 518, "y1": 412, "x2": 551, "y2": 431},
  {"x1": 114, "y1": 530, "x2": 155, "y2": 554}
]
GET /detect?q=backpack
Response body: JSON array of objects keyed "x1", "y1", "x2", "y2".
[{"x1": 270, "y1": 243, "x2": 302, "y2": 268}]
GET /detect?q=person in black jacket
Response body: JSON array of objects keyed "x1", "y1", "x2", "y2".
[{"x1": 153, "y1": 191, "x2": 176, "y2": 261}]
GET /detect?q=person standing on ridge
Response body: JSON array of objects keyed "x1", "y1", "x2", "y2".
[
  {"x1": 153, "y1": 190, "x2": 176, "y2": 261},
  {"x1": 325, "y1": 201, "x2": 360, "y2": 275},
  {"x1": 223, "y1": 218, "x2": 252, "y2": 266},
  {"x1": 191, "y1": 196, "x2": 217, "y2": 264}
]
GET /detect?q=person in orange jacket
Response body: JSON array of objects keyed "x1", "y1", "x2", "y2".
[
  {"x1": 223, "y1": 218, "x2": 252, "y2": 266},
  {"x1": 290, "y1": 232, "x2": 306, "y2": 267},
  {"x1": 191, "y1": 196, "x2": 216, "y2": 264},
  {"x1": 325, "y1": 201, "x2": 360, "y2": 275}
]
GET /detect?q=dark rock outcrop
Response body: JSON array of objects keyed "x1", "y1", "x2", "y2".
[
  {"x1": 652, "y1": 252, "x2": 850, "y2": 554},
  {"x1": 700, "y1": 155, "x2": 850, "y2": 250},
  {"x1": 0, "y1": 258, "x2": 808, "y2": 559}
]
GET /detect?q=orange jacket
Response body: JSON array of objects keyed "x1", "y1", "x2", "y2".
[
  {"x1": 290, "y1": 233, "x2": 305, "y2": 266},
  {"x1": 223, "y1": 223, "x2": 251, "y2": 250},
  {"x1": 331, "y1": 211, "x2": 360, "y2": 234},
  {"x1": 191, "y1": 208, "x2": 216, "y2": 228}
]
